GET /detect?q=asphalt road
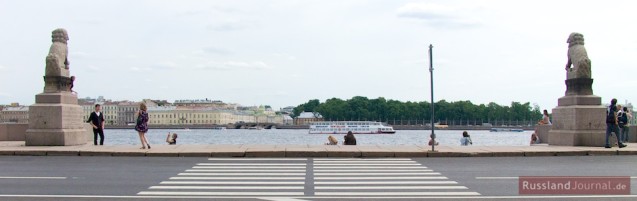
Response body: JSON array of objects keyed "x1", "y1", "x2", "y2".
[{"x1": 0, "y1": 156, "x2": 636, "y2": 201}]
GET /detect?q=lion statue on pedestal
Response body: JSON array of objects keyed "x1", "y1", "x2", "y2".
[
  {"x1": 565, "y1": 32, "x2": 591, "y2": 79},
  {"x1": 45, "y1": 28, "x2": 70, "y2": 77}
]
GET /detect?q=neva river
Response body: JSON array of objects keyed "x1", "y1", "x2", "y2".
[{"x1": 103, "y1": 129, "x2": 533, "y2": 146}]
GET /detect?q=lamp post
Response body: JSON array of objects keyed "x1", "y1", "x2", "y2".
[{"x1": 428, "y1": 44, "x2": 436, "y2": 151}]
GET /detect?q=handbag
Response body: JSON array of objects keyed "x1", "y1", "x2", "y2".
[{"x1": 136, "y1": 112, "x2": 143, "y2": 126}]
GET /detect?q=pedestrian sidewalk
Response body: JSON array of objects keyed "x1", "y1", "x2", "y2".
[{"x1": 0, "y1": 141, "x2": 635, "y2": 157}]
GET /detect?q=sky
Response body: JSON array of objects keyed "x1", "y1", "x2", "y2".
[{"x1": 1, "y1": 0, "x2": 636, "y2": 111}]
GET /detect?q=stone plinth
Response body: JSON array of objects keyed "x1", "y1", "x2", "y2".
[
  {"x1": 25, "y1": 92, "x2": 86, "y2": 146},
  {"x1": 549, "y1": 94, "x2": 606, "y2": 146},
  {"x1": 564, "y1": 78, "x2": 594, "y2": 96}
]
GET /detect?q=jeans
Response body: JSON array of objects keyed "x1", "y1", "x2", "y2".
[
  {"x1": 620, "y1": 125, "x2": 630, "y2": 142},
  {"x1": 605, "y1": 123, "x2": 621, "y2": 147},
  {"x1": 93, "y1": 128, "x2": 104, "y2": 145}
]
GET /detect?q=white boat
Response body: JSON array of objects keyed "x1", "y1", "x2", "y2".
[
  {"x1": 211, "y1": 127, "x2": 227, "y2": 130},
  {"x1": 309, "y1": 121, "x2": 396, "y2": 134},
  {"x1": 490, "y1": 128, "x2": 524, "y2": 132}
]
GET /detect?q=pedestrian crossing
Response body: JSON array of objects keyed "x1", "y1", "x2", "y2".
[
  {"x1": 138, "y1": 158, "x2": 307, "y2": 196},
  {"x1": 138, "y1": 158, "x2": 480, "y2": 198},
  {"x1": 313, "y1": 158, "x2": 480, "y2": 197}
]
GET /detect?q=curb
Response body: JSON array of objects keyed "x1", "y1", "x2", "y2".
[{"x1": 3, "y1": 150, "x2": 636, "y2": 157}]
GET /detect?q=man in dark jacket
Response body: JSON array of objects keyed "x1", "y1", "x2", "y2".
[
  {"x1": 605, "y1": 99, "x2": 625, "y2": 148},
  {"x1": 87, "y1": 104, "x2": 105, "y2": 145}
]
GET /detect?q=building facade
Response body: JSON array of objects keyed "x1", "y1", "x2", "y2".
[
  {"x1": 0, "y1": 106, "x2": 29, "y2": 123},
  {"x1": 294, "y1": 112, "x2": 324, "y2": 125},
  {"x1": 146, "y1": 106, "x2": 261, "y2": 125}
]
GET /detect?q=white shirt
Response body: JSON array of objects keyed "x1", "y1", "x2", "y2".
[{"x1": 95, "y1": 111, "x2": 101, "y2": 116}]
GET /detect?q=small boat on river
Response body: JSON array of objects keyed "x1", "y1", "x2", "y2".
[{"x1": 309, "y1": 121, "x2": 395, "y2": 134}]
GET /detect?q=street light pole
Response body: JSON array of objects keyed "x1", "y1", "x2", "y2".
[{"x1": 428, "y1": 44, "x2": 435, "y2": 152}]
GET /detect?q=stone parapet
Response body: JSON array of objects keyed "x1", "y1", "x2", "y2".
[
  {"x1": 0, "y1": 123, "x2": 28, "y2": 141},
  {"x1": 535, "y1": 124, "x2": 552, "y2": 144}
]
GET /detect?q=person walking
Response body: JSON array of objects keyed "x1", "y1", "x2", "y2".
[
  {"x1": 618, "y1": 106, "x2": 630, "y2": 143},
  {"x1": 87, "y1": 104, "x2": 105, "y2": 145},
  {"x1": 135, "y1": 103, "x2": 151, "y2": 149},
  {"x1": 605, "y1": 99, "x2": 626, "y2": 148},
  {"x1": 344, "y1": 131, "x2": 357, "y2": 145},
  {"x1": 460, "y1": 131, "x2": 473, "y2": 146}
]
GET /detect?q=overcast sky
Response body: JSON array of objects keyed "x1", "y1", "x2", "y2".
[{"x1": 1, "y1": 0, "x2": 636, "y2": 111}]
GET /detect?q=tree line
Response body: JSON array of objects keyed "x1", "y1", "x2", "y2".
[{"x1": 293, "y1": 96, "x2": 543, "y2": 124}]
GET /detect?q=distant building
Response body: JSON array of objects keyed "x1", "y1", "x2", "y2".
[
  {"x1": 146, "y1": 106, "x2": 259, "y2": 125},
  {"x1": 117, "y1": 101, "x2": 140, "y2": 126},
  {"x1": 173, "y1": 99, "x2": 237, "y2": 109},
  {"x1": 280, "y1": 106, "x2": 295, "y2": 115},
  {"x1": 0, "y1": 105, "x2": 29, "y2": 123},
  {"x1": 283, "y1": 115, "x2": 293, "y2": 125},
  {"x1": 294, "y1": 112, "x2": 324, "y2": 125}
]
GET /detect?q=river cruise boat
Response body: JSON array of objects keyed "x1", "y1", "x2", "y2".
[
  {"x1": 490, "y1": 128, "x2": 524, "y2": 132},
  {"x1": 309, "y1": 121, "x2": 396, "y2": 134}
]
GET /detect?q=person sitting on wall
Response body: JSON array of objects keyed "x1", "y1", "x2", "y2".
[
  {"x1": 166, "y1": 132, "x2": 178, "y2": 145},
  {"x1": 325, "y1": 135, "x2": 338, "y2": 145},
  {"x1": 460, "y1": 131, "x2": 473, "y2": 146},
  {"x1": 538, "y1": 110, "x2": 552, "y2": 125},
  {"x1": 428, "y1": 134, "x2": 439, "y2": 146},
  {"x1": 344, "y1": 131, "x2": 357, "y2": 145}
]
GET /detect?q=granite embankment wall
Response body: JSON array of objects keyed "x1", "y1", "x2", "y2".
[{"x1": 0, "y1": 123, "x2": 93, "y2": 142}]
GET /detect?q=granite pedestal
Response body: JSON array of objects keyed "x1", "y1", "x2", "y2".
[
  {"x1": 548, "y1": 78, "x2": 606, "y2": 146},
  {"x1": 25, "y1": 92, "x2": 86, "y2": 146}
]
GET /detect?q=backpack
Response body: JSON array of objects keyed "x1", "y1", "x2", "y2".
[{"x1": 618, "y1": 111, "x2": 628, "y2": 126}]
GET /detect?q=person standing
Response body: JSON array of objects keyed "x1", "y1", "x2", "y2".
[
  {"x1": 135, "y1": 103, "x2": 151, "y2": 149},
  {"x1": 344, "y1": 131, "x2": 357, "y2": 145},
  {"x1": 605, "y1": 99, "x2": 626, "y2": 148},
  {"x1": 461, "y1": 131, "x2": 473, "y2": 146},
  {"x1": 87, "y1": 104, "x2": 105, "y2": 145},
  {"x1": 618, "y1": 106, "x2": 630, "y2": 143}
]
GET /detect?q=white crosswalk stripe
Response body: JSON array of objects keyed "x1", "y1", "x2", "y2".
[
  {"x1": 138, "y1": 159, "x2": 307, "y2": 196},
  {"x1": 138, "y1": 158, "x2": 480, "y2": 198},
  {"x1": 313, "y1": 158, "x2": 480, "y2": 197}
]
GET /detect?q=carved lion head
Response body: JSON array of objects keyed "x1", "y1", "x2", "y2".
[
  {"x1": 567, "y1": 32, "x2": 584, "y2": 47},
  {"x1": 51, "y1": 28, "x2": 69, "y2": 44}
]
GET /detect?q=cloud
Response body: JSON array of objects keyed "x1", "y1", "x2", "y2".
[
  {"x1": 206, "y1": 23, "x2": 247, "y2": 31},
  {"x1": 85, "y1": 65, "x2": 100, "y2": 72},
  {"x1": 273, "y1": 53, "x2": 296, "y2": 60},
  {"x1": 71, "y1": 51, "x2": 90, "y2": 59},
  {"x1": 129, "y1": 66, "x2": 152, "y2": 72},
  {"x1": 196, "y1": 61, "x2": 271, "y2": 71},
  {"x1": 150, "y1": 62, "x2": 179, "y2": 70},
  {"x1": 397, "y1": 3, "x2": 481, "y2": 28},
  {"x1": 0, "y1": 92, "x2": 13, "y2": 98},
  {"x1": 0, "y1": 64, "x2": 5, "y2": 71},
  {"x1": 202, "y1": 47, "x2": 233, "y2": 55}
]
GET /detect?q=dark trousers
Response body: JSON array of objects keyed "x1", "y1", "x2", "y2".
[{"x1": 93, "y1": 128, "x2": 104, "y2": 145}]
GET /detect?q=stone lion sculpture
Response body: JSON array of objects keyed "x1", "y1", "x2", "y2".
[
  {"x1": 45, "y1": 28, "x2": 70, "y2": 77},
  {"x1": 565, "y1": 32, "x2": 591, "y2": 79}
]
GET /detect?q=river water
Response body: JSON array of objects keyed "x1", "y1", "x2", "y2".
[{"x1": 102, "y1": 129, "x2": 533, "y2": 146}]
